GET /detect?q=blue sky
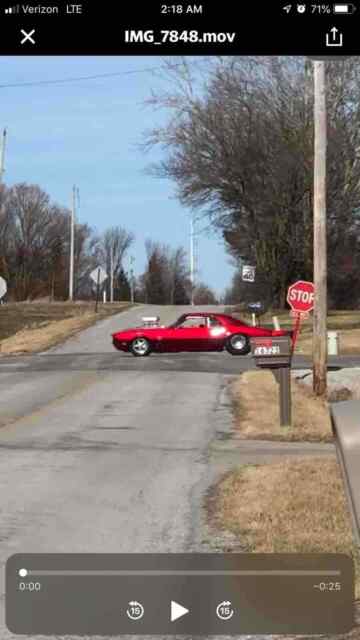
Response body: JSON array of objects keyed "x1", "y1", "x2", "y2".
[{"x1": 1, "y1": 56, "x2": 235, "y2": 295}]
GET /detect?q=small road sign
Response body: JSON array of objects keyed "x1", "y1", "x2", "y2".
[
  {"x1": 0, "y1": 276, "x2": 7, "y2": 300},
  {"x1": 247, "y1": 301, "x2": 264, "y2": 314},
  {"x1": 242, "y1": 265, "x2": 256, "y2": 282},
  {"x1": 90, "y1": 267, "x2": 107, "y2": 286},
  {"x1": 287, "y1": 280, "x2": 315, "y2": 314}
]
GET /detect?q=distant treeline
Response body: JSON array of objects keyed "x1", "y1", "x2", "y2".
[{"x1": 0, "y1": 182, "x2": 217, "y2": 305}]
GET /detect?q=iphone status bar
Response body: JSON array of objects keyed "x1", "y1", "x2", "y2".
[{"x1": 0, "y1": 2, "x2": 358, "y2": 54}]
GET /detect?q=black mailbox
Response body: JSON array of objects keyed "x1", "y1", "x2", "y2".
[
  {"x1": 250, "y1": 335, "x2": 292, "y2": 368},
  {"x1": 247, "y1": 301, "x2": 265, "y2": 315},
  {"x1": 250, "y1": 335, "x2": 292, "y2": 427}
]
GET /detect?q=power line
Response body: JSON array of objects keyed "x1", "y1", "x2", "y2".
[
  {"x1": 0, "y1": 68, "x2": 160, "y2": 88},
  {"x1": 0, "y1": 59, "x2": 210, "y2": 89}
]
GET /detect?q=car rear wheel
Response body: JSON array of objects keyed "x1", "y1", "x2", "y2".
[
  {"x1": 130, "y1": 337, "x2": 152, "y2": 357},
  {"x1": 225, "y1": 333, "x2": 250, "y2": 356}
]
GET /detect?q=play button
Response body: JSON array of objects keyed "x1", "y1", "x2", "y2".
[{"x1": 171, "y1": 600, "x2": 189, "y2": 622}]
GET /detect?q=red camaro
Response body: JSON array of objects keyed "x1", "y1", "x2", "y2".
[{"x1": 112, "y1": 312, "x2": 291, "y2": 357}]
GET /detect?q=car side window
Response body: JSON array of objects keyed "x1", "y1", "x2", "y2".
[
  {"x1": 177, "y1": 317, "x2": 206, "y2": 328},
  {"x1": 208, "y1": 317, "x2": 222, "y2": 328}
]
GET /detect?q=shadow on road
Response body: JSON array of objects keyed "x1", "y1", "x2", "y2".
[{"x1": 0, "y1": 352, "x2": 358, "y2": 375}]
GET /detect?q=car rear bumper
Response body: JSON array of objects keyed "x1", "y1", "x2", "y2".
[{"x1": 271, "y1": 329, "x2": 294, "y2": 338}]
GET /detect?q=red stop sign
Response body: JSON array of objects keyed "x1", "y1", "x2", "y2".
[{"x1": 287, "y1": 280, "x2": 315, "y2": 313}]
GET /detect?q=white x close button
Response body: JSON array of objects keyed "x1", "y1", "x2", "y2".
[{"x1": 20, "y1": 29, "x2": 36, "y2": 44}]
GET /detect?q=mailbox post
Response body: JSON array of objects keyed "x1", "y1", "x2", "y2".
[{"x1": 250, "y1": 335, "x2": 292, "y2": 427}]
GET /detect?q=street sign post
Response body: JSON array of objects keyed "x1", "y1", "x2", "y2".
[
  {"x1": 90, "y1": 267, "x2": 107, "y2": 286},
  {"x1": 247, "y1": 301, "x2": 264, "y2": 327},
  {"x1": 287, "y1": 280, "x2": 315, "y2": 354},
  {"x1": 90, "y1": 267, "x2": 108, "y2": 313},
  {"x1": 242, "y1": 265, "x2": 256, "y2": 282},
  {"x1": 0, "y1": 276, "x2": 7, "y2": 301}
]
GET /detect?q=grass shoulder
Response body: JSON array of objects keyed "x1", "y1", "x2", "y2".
[
  {"x1": 206, "y1": 368, "x2": 360, "y2": 635},
  {"x1": 230, "y1": 307, "x2": 360, "y2": 356},
  {"x1": 207, "y1": 457, "x2": 360, "y2": 602},
  {"x1": 232, "y1": 370, "x2": 333, "y2": 442},
  {"x1": 0, "y1": 301, "x2": 134, "y2": 354}
]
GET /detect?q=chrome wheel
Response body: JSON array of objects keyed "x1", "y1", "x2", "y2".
[
  {"x1": 230, "y1": 335, "x2": 246, "y2": 351},
  {"x1": 225, "y1": 333, "x2": 250, "y2": 356},
  {"x1": 130, "y1": 337, "x2": 151, "y2": 357}
]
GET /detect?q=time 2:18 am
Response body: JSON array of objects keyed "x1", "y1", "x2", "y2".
[{"x1": 161, "y1": 5, "x2": 203, "y2": 14}]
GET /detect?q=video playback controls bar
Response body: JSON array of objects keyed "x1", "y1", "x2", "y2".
[{"x1": 6, "y1": 553, "x2": 354, "y2": 635}]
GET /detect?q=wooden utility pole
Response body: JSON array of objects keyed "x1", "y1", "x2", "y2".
[
  {"x1": 69, "y1": 185, "x2": 76, "y2": 302},
  {"x1": 110, "y1": 244, "x2": 114, "y2": 303},
  {"x1": 95, "y1": 267, "x2": 100, "y2": 313},
  {"x1": 130, "y1": 255, "x2": 135, "y2": 304},
  {"x1": 190, "y1": 213, "x2": 194, "y2": 305},
  {"x1": 313, "y1": 61, "x2": 327, "y2": 396}
]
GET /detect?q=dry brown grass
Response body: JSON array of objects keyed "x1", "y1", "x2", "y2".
[
  {"x1": 232, "y1": 308, "x2": 360, "y2": 355},
  {"x1": 237, "y1": 309, "x2": 360, "y2": 331},
  {"x1": 296, "y1": 328, "x2": 360, "y2": 356},
  {"x1": 209, "y1": 457, "x2": 360, "y2": 598},
  {"x1": 232, "y1": 370, "x2": 333, "y2": 442},
  {"x1": 0, "y1": 302, "x2": 132, "y2": 354}
]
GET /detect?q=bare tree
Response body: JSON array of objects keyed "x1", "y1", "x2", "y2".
[
  {"x1": 0, "y1": 184, "x2": 136, "y2": 302},
  {"x1": 144, "y1": 57, "x2": 360, "y2": 308},
  {"x1": 0, "y1": 185, "x2": 12, "y2": 280},
  {"x1": 5, "y1": 184, "x2": 63, "y2": 299},
  {"x1": 141, "y1": 240, "x2": 191, "y2": 304},
  {"x1": 193, "y1": 282, "x2": 218, "y2": 305},
  {"x1": 98, "y1": 226, "x2": 134, "y2": 300}
]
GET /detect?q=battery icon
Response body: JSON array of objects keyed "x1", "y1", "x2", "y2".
[{"x1": 333, "y1": 3, "x2": 356, "y2": 13}]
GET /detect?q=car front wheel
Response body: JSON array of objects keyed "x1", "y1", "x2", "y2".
[
  {"x1": 225, "y1": 333, "x2": 250, "y2": 356},
  {"x1": 130, "y1": 337, "x2": 152, "y2": 357}
]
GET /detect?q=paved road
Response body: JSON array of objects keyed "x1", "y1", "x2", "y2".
[
  {"x1": 1, "y1": 303, "x2": 359, "y2": 385},
  {"x1": 0, "y1": 305, "x2": 238, "y2": 639},
  {"x1": 0, "y1": 305, "x2": 357, "y2": 640}
]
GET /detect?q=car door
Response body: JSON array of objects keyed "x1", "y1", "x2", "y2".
[
  {"x1": 165, "y1": 317, "x2": 210, "y2": 352},
  {"x1": 146, "y1": 327, "x2": 173, "y2": 352},
  {"x1": 155, "y1": 325, "x2": 181, "y2": 352},
  {"x1": 207, "y1": 316, "x2": 228, "y2": 350},
  {"x1": 175, "y1": 325, "x2": 209, "y2": 351}
]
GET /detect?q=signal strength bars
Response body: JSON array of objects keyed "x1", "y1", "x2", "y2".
[{"x1": 4, "y1": 5, "x2": 20, "y2": 13}]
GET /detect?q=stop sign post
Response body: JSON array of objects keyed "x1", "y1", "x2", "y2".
[
  {"x1": 287, "y1": 280, "x2": 315, "y2": 354},
  {"x1": 90, "y1": 266, "x2": 108, "y2": 313}
]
